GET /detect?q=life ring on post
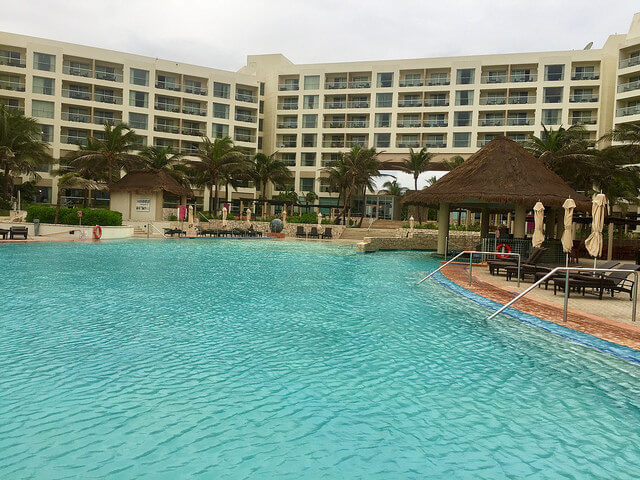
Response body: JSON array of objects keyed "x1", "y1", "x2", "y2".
[
  {"x1": 495, "y1": 243, "x2": 512, "y2": 259},
  {"x1": 93, "y1": 225, "x2": 102, "y2": 240}
]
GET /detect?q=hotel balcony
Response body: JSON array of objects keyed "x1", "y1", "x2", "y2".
[
  {"x1": 155, "y1": 102, "x2": 180, "y2": 113},
  {"x1": 62, "y1": 88, "x2": 92, "y2": 101},
  {"x1": 277, "y1": 102, "x2": 298, "y2": 110},
  {"x1": 346, "y1": 139, "x2": 367, "y2": 147},
  {"x1": 0, "y1": 53, "x2": 25, "y2": 68},
  {"x1": 569, "y1": 94, "x2": 599, "y2": 103},
  {"x1": 348, "y1": 80, "x2": 370, "y2": 88},
  {"x1": 571, "y1": 72, "x2": 600, "y2": 81},
  {"x1": 278, "y1": 83, "x2": 299, "y2": 91},
  {"x1": 399, "y1": 79, "x2": 423, "y2": 87},
  {"x1": 479, "y1": 118, "x2": 504, "y2": 127},
  {"x1": 235, "y1": 113, "x2": 257, "y2": 123},
  {"x1": 423, "y1": 119, "x2": 447, "y2": 127},
  {"x1": 346, "y1": 120, "x2": 368, "y2": 128},
  {"x1": 235, "y1": 92, "x2": 258, "y2": 103},
  {"x1": 322, "y1": 139, "x2": 345, "y2": 148},
  {"x1": 156, "y1": 81, "x2": 181, "y2": 92},
  {"x1": 325, "y1": 80, "x2": 348, "y2": 89},
  {"x1": 61, "y1": 134, "x2": 89, "y2": 146},
  {"x1": 423, "y1": 98, "x2": 449, "y2": 107},
  {"x1": 182, "y1": 105, "x2": 207, "y2": 116},
  {"x1": 427, "y1": 77, "x2": 450, "y2": 86},
  {"x1": 506, "y1": 117, "x2": 534, "y2": 126},
  {"x1": 424, "y1": 140, "x2": 446, "y2": 148},
  {"x1": 617, "y1": 79, "x2": 640, "y2": 93},
  {"x1": 347, "y1": 100, "x2": 369, "y2": 108},
  {"x1": 154, "y1": 123, "x2": 180, "y2": 134},
  {"x1": 94, "y1": 114, "x2": 121, "y2": 125},
  {"x1": 61, "y1": 111, "x2": 91, "y2": 123},
  {"x1": 509, "y1": 73, "x2": 537, "y2": 82},
  {"x1": 182, "y1": 125, "x2": 205, "y2": 136},
  {"x1": 397, "y1": 140, "x2": 420, "y2": 148},
  {"x1": 397, "y1": 119, "x2": 421, "y2": 128},
  {"x1": 325, "y1": 101, "x2": 346, "y2": 109},
  {"x1": 508, "y1": 95, "x2": 536, "y2": 105},
  {"x1": 234, "y1": 133, "x2": 256, "y2": 143},
  {"x1": 62, "y1": 64, "x2": 92, "y2": 78},
  {"x1": 619, "y1": 56, "x2": 640, "y2": 69},
  {"x1": 183, "y1": 85, "x2": 207, "y2": 95},
  {"x1": 323, "y1": 120, "x2": 345, "y2": 128},
  {"x1": 277, "y1": 121, "x2": 298, "y2": 128},
  {"x1": 180, "y1": 145, "x2": 200, "y2": 154},
  {"x1": 0, "y1": 79, "x2": 25, "y2": 92},
  {"x1": 570, "y1": 116, "x2": 597, "y2": 125},
  {"x1": 398, "y1": 99, "x2": 422, "y2": 107},
  {"x1": 95, "y1": 69, "x2": 123, "y2": 82},
  {"x1": 616, "y1": 104, "x2": 640, "y2": 117},
  {"x1": 481, "y1": 74, "x2": 507, "y2": 84},
  {"x1": 479, "y1": 96, "x2": 506, "y2": 105},
  {"x1": 94, "y1": 91, "x2": 123, "y2": 105}
]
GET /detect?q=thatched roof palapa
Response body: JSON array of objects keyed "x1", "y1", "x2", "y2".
[
  {"x1": 403, "y1": 136, "x2": 590, "y2": 211},
  {"x1": 109, "y1": 169, "x2": 192, "y2": 197}
]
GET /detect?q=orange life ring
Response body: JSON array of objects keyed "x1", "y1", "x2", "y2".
[
  {"x1": 495, "y1": 243, "x2": 512, "y2": 259},
  {"x1": 93, "y1": 225, "x2": 102, "y2": 240}
]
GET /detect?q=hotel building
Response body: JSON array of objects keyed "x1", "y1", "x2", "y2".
[{"x1": 2, "y1": 12, "x2": 640, "y2": 218}]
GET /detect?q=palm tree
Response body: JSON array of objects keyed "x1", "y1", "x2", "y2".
[
  {"x1": 0, "y1": 103, "x2": 51, "y2": 198},
  {"x1": 398, "y1": 147, "x2": 434, "y2": 191},
  {"x1": 321, "y1": 158, "x2": 350, "y2": 219},
  {"x1": 53, "y1": 172, "x2": 103, "y2": 224},
  {"x1": 601, "y1": 122, "x2": 640, "y2": 156},
  {"x1": 424, "y1": 176, "x2": 438, "y2": 187},
  {"x1": 380, "y1": 180, "x2": 407, "y2": 197},
  {"x1": 302, "y1": 191, "x2": 318, "y2": 213},
  {"x1": 247, "y1": 152, "x2": 292, "y2": 218},
  {"x1": 188, "y1": 136, "x2": 245, "y2": 215},
  {"x1": 65, "y1": 123, "x2": 144, "y2": 185},
  {"x1": 442, "y1": 155, "x2": 465, "y2": 171},
  {"x1": 342, "y1": 146, "x2": 387, "y2": 227},
  {"x1": 139, "y1": 146, "x2": 189, "y2": 187}
]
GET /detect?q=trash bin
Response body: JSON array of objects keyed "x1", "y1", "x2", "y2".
[{"x1": 33, "y1": 219, "x2": 40, "y2": 236}]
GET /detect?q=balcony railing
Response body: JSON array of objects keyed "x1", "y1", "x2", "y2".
[
  {"x1": 398, "y1": 99, "x2": 422, "y2": 107},
  {"x1": 181, "y1": 146, "x2": 200, "y2": 154},
  {"x1": 129, "y1": 121, "x2": 147, "y2": 130},
  {"x1": 619, "y1": 56, "x2": 640, "y2": 69},
  {"x1": 423, "y1": 120, "x2": 447, "y2": 127},
  {"x1": 235, "y1": 113, "x2": 257, "y2": 123},
  {"x1": 477, "y1": 139, "x2": 493, "y2": 147},
  {"x1": 62, "y1": 88, "x2": 92, "y2": 100},
  {"x1": 156, "y1": 81, "x2": 181, "y2": 91},
  {"x1": 323, "y1": 121, "x2": 344, "y2": 128},
  {"x1": 155, "y1": 102, "x2": 180, "y2": 113},
  {"x1": 182, "y1": 106, "x2": 207, "y2": 116},
  {"x1": 182, "y1": 126, "x2": 205, "y2": 136},
  {"x1": 235, "y1": 134, "x2": 256, "y2": 143},
  {"x1": 94, "y1": 93, "x2": 123, "y2": 104},
  {"x1": 616, "y1": 104, "x2": 640, "y2": 117},
  {"x1": 481, "y1": 75, "x2": 507, "y2": 84},
  {"x1": 479, "y1": 118, "x2": 504, "y2": 127},
  {"x1": 427, "y1": 78, "x2": 450, "y2": 86},
  {"x1": 95, "y1": 70, "x2": 123, "y2": 82},
  {"x1": 279, "y1": 140, "x2": 297, "y2": 147},
  {"x1": 63, "y1": 64, "x2": 92, "y2": 77},
  {"x1": 326, "y1": 81, "x2": 347, "y2": 89},
  {"x1": 154, "y1": 124, "x2": 180, "y2": 134},
  {"x1": 347, "y1": 100, "x2": 369, "y2": 108},
  {"x1": 325, "y1": 102, "x2": 346, "y2": 109},
  {"x1": 424, "y1": 141, "x2": 446, "y2": 148},
  {"x1": 277, "y1": 102, "x2": 298, "y2": 110},
  {"x1": 507, "y1": 117, "x2": 534, "y2": 126},
  {"x1": 508, "y1": 95, "x2": 536, "y2": 104},
  {"x1": 544, "y1": 96, "x2": 563, "y2": 103},
  {"x1": 397, "y1": 141, "x2": 420, "y2": 148},
  {"x1": 346, "y1": 140, "x2": 367, "y2": 147},
  {"x1": 61, "y1": 111, "x2": 91, "y2": 123},
  {"x1": 376, "y1": 100, "x2": 393, "y2": 108},
  {"x1": 0, "y1": 54, "x2": 25, "y2": 68},
  {"x1": 0, "y1": 80, "x2": 25, "y2": 92},
  {"x1": 61, "y1": 135, "x2": 88, "y2": 146},
  {"x1": 423, "y1": 99, "x2": 449, "y2": 107},
  {"x1": 570, "y1": 117, "x2": 597, "y2": 125},
  {"x1": 346, "y1": 120, "x2": 368, "y2": 128},
  {"x1": 479, "y1": 96, "x2": 506, "y2": 105},
  {"x1": 569, "y1": 94, "x2": 598, "y2": 103},
  {"x1": 510, "y1": 74, "x2": 537, "y2": 82},
  {"x1": 374, "y1": 121, "x2": 391, "y2": 128},
  {"x1": 33, "y1": 85, "x2": 54, "y2": 95},
  {"x1": 277, "y1": 122, "x2": 298, "y2": 128},
  {"x1": 278, "y1": 83, "x2": 299, "y2": 91},
  {"x1": 235, "y1": 93, "x2": 257, "y2": 103},
  {"x1": 572, "y1": 72, "x2": 599, "y2": 81},
  {"x1": 399, "y1": 79, "x2": 423, "y2": 87},
  {"x1": 618, "y1": 79, "x2": 640, "y2": 93},
  {"x1": 184, "y1": 85, "x2": 207, "y2": 95},
  {"x1": 348, "y1": 81, "x2": 370, "y2": 88},
  {"x1": 94, "y1": 116, "x2": 119, "y2": 125},
  {"x1": 397, "y1": 120, "x2": 421, "y2": 128},
  {"x1": 322, "y1": 140, "x2": 345, "y2": 147}
]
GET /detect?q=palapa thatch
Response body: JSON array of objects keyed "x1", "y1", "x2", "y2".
[
  {"x1": 109, "y1": 169, "x2": 192, "y2": 197},
  {"x1": 403, "y1": 136, "x2": 590, "y2": 211}
]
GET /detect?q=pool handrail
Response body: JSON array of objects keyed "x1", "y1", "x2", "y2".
[
  {"x1": 148, "y1": 222, "x2": 167, "y2": 238},
  {"x1": 487, "y1": 266, "x2": 639, "y2": 323},
  {"x1": 417, "y1": 250, "x2": 521, "y2": 287}
]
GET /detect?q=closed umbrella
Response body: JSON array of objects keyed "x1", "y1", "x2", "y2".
[
  {"x1": 282, "y1": 206, "x2": 287, "y2": 226},
  {"x1": 317, "y1": 212, "x2": 323, "y2": 226},
  {"x1": 409, "y1": 216, "x2": 415, "y2": 238},
  {"x1": 561, "y1": 198, "x2": 576, "y2": 254},
  {"x1": 246, "y1": 208, "x2": 251, "y2": 227},
  {"x1": 585, "y1": 193, "x2": 608, "y2": 267},
  {"x1": 531, "y1": 202, "x2": 545, "y2": 248},
  {"x1": 222, "y1": 206, "x2": 228, "y2": 227}
]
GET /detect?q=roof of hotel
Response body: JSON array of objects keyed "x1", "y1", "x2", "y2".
[
  {"x1": 109, "y1": 169, "x2": 193, "y2": 197},
  {"x1": 403, "y1": 136, "x2": 590, "y2": 210}
]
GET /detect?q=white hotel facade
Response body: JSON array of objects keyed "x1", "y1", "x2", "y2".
[{"x1": 2, "y1": 13, "x2": 640, "y2": 218}]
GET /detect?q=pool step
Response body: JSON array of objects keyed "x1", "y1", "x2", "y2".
[{"x1": 340, "y1": 228, "x2": 397, "y2": 240}]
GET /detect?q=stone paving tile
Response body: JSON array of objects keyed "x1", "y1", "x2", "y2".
[{"x1": 442, "y1": 264, "x2": 640, "y2": 351}]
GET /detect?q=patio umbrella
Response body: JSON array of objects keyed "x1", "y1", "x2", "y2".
[
  {"x1": 409, "y1": 216, "x2": 415, "y2": 238},
  {"x1": 318, "y1": 212, "x2": 323, "y2": 226},
  {"x1": 585, "y1": 193, "x2": 608, "y2": 267},
  {"x1": 222, "y1": 206, "x2": 228, "y2": 227},
  {"x1": 561, "y1": 198, "x2": 576, "y2": 255},
  {"x1": 282, "y1": 206, "x2": 287, "y2": 226},
  {"x1": 531, "y1": 202, "x2": 545, "y2": 248},
  {"x1": 246, "y1": 208, "x2": 251, "y2": 227}
]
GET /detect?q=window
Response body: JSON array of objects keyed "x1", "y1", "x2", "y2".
[
  {"x1": 129, "y1": 90, "x2": 148, "y2": 108},
  {"x1": 258, "y1": 137, "x2": 263, "y2": 149},
  {"x1": 212, "y1": 123, "x2": 229, "y2": 138},
  {"x1": 33, "y1": 52, "x2": 55, "y2": 72},
  {"x1": 454, "y1": 111, "x2": 472, "y2": 127},
  {"x1": 455, "y1": 90, "x2": 474, "y2": 106},
  {"x1": 375, "y1": 113, "x2": 391, "y2": 127},
  {"x1": 511, "y1": 68, "x2": 533, "y2": 82},
  {"x1": 280, "y1": 134, "x2": 297, "y2": 148},
  {"x1": 376, "y1": 72, "x2": 393, "y2": 87},
  {"x1": 427, "y1": 93, "x2": 448, "y2": 106},
  {"x1": 456, "y1": 69, "x2": 475, "y2": 84},
  {"x1": 302, "y1": 152, "x2": 316, "y2": 166},
  {"x1": 304, "y1": 75, "x2": 320, "y2": 90},
  {"x1": 543, "y1": 87, "x2": 563, "y2": 103},
  {"x1": 259, "y1": 100, "x2": 264, "y2": 114},
  {"x1": 213, "y1": 82, "x2": 230, "y2": 98},
  {"x1": 95, "y1": 64, "x2": 117, "y2": 81},
  {"x1": 213, "y1": 103, "x2": 230, "y2": 119},
  {"x1": 260, "y1": 82, "x2": 265, "y2": 95},
  {"x1": 429, "y1": 72, "x2": 449, "y2": 85},
  {"x1": 453, "y1": 132, "x2": 471, "y2": 148},
  {"x1": 302, "y1": 114, "x2": 317, "y2": 128},
  {"x1": 32, "y1": 77, "x2": 54, "y2": 95},
  {"x1": 31, "y1": 100, "x2": 54, "y2": 119},
  {"x1": 545, "y1": 65, "x2": 564, "y2": 81},
  {"x1": 259, "y1": 118, "x2": 264, "y2": 131},
  {"x1": 128, "y1": 112, "x2": 148, "y2": 130},
  {"x1": 300, "y1": 178, "x2": 315, "y2": 191},
  {"x1": 39, "y1": 124, "x2": 53, "y2": 142},
  {"x1": 130, "y1": 68, "x2": 149, "y2": 86},
  {"x1": 302, "y1": 133, "x2": 317, "y2": 147},
  {"x1": 542, "y1": 109, "x2": 561, "y2": 125},
  {"x1": 374, "y1": 133, "x2": 390, "y2": 147},
  {"x1": 281, "y1": 153, "x2": 296, "y2": 167},
  {"x1": 376, "y1": 93, "x2": 393, "y2": 108},
  {"x1": 303, "y1": 95, "x2": 319, "y2": 109}
]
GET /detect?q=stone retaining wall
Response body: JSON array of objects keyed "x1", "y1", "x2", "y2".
[{"x1": 356, "y1": 230, "x2": 480, "y2": 253}]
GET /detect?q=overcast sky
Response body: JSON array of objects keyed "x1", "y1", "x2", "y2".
[{"x1": 2, "y1": 1, "x2": 638, "y2": 189}]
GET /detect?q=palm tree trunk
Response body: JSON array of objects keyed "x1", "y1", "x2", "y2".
[
  {"x1": 262, "y1": 181, "x2": 268, "y2": 218},
  {"x1": 54, "y1": 188, "x2": 63, "y2": 224},
  {"x1": 358, "y1": 185, "x2": 366, "y2": 227},
  {"x1": 213, "y1": 181, "x2": 220, "y2": 217},
  {"x1": 414, "y1": 174, "x2": 423, "y2": 225}
]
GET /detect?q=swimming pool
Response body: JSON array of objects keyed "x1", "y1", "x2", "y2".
[{"x1": 1, "y1": 239, "x2": 640, "y2": 479}]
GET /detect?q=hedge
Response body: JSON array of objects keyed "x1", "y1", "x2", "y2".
[{"x1": 25, "y1": 205, "x2": 122, "y2": 226}]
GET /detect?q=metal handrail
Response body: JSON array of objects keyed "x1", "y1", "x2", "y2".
[
  {"x1": 148, "y1": 223, "x2": 167, "y2": 238},
  {"x1": 418, "y1": 250, "x2": 521, "y2": 287},
  {"x1": 487, "y1": 267, "x2": 639, "y2": 323}
]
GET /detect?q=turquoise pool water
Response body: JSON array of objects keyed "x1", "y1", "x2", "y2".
[{"x1": 1, "y1": 239, "x2": 640, "y2": 479}]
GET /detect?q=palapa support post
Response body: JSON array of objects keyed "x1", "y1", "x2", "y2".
[{"x1": 437, "y1": 203, "x2": 450, "y2": 255}]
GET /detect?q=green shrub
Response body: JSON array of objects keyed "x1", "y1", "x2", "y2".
[
  {"x1": 167, "y1": 213, "x2": 178, "y2": 221},
  {"x1": 25, "y1": 205, "x2": 122, "y2": 226}
]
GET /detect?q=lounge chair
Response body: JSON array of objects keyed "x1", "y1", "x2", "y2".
[
  {"x1": 553, "y1": 263, "x2": 640, "y2": 299},
  {"x1": 488, "y1": 247, "x2": 545, "y2": 276},
  {"x1": 247, "y1": 225, "x2": 262, "y2": 237},
  {"x1": 9, "y1": 226, "x2": 28, "y2": 239},
  {"x1": 163, "y1": 227, "x2": 185, "y2": 237},
  {"x1": 295, "y1": 226, "x2": 306, "y2": 238},
  {"x1": 321, "y1": 227, "x2": 333, "y2": 239},
  {"x1": 0, "y1": 228, "x2": 8, "y2": 240},
  {"x1": 534, "y1": 261, "x2": 620, "y2": 290},
  {"x1": 308, "y1": 227, "x2": 320, "y2": 239}
]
